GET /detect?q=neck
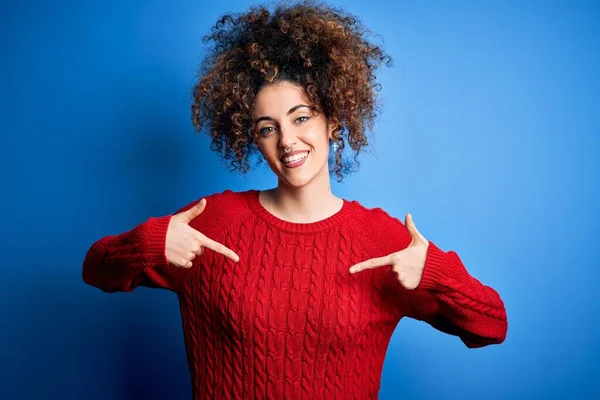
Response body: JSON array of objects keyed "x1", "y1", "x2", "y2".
[{"x1": 267, "y1": 167, "x2": 340, "y2": 223}]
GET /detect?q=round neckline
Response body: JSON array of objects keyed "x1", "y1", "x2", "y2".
[{"x1": 246, "y1": 189, "x2": 352, "y2": 233}]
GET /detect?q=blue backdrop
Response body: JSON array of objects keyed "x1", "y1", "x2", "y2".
[{"x1": 1, "y1": 0, "x2": 598, "y2": 399}]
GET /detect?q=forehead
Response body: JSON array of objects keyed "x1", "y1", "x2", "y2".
[{"x1": 253, "y1": 81, "x2": 311, "y2": 116}]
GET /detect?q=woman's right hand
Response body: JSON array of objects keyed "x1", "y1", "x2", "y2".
[{"x1": 165, "y1": 198, "x2": 240, "y2": 268}]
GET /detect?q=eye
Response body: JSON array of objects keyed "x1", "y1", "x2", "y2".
[
  {"x1": 294, "y1": 116, "x2": 310, "y2": 124},
  {"x1": 259, "y1": 126, "x2": 275, "y2": 136}
]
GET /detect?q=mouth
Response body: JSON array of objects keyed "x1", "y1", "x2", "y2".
[{"x1": 281, "y1": 150, "x2": 310, "y2": 168}]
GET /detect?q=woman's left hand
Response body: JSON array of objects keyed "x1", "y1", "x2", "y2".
[{"x1": 349, "y1": 213, "x2": 429, "y2": 290}]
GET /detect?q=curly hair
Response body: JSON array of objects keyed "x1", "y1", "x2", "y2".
[{"x1": 191, "y1": 0, "x2": 391, "y2": 182}]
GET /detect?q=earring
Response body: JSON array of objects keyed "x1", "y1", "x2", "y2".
[{"x1": 330, "y1": 139, "x2": 339, "y2": 152}]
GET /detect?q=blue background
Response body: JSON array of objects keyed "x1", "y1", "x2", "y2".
[{"x1": 2, "y1": 0, "x2": 598, "y2": 399}]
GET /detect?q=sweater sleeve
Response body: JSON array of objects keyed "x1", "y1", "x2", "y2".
[
  {"x1": 82, "y1": 214, "x2": 190, "y2": 293},
  {"x1": 366, "y1": 209, "x2": 508, "y2": 348},
  {"x1": 395, "y1": 240, "x2": 508, "y2": 348}
]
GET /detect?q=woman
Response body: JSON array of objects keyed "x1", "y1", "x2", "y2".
[{"x1": 82, "y1": 2, "x2": 508, "y2": 399}]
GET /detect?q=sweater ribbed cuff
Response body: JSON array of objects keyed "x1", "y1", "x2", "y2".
[
  {"x1": 416, "y1": 241, "x2": 446, "y2": 291},
  {"x1": 130, "y1": 214, "x2": 173, "y2": 268}
]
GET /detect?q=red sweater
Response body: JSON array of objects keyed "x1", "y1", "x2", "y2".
[{"x1": 82, "y1": 189, "x2": 507, "y2": 399}]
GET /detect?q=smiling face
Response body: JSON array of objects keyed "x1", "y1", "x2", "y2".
[{"x1": 253, "y1": 81, "x2": 336, "y2": 189}]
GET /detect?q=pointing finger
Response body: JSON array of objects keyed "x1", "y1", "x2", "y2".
[
  {"x1": 349, "y1": 254, "x2": 394, "y2": 274},
  {"x1": 200, "y1": 235, "x2": 240, "y2": 263}
]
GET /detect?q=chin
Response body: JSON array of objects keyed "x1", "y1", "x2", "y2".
[
  {"x1": 279, "y1": 174, "x2": 313, "y2": 188},
  {"x1": 272, "y1": 164, "x2": 313, "y2": 187},
  {"x1": 278, "y1": 167, "x2": 327, "y2": 189}
]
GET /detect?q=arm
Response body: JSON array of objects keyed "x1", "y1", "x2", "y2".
[
  {"x1": 394, "y1": 241, "x2": 508, "y2": 348},
  {"x1": 82, "y1": 214, "x2": 189, "y2": 293},
  {"x1": 358, "y1": 208, "x2": 508, "y2": 348}
]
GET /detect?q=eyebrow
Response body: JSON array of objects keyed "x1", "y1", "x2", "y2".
[{"x1": 254, "y1": 104, "x2": 311, "y2": 124}]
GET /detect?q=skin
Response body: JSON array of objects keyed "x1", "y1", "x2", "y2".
[{"x1": 253, "y1": 80, "x2": 344, "y2": 223}]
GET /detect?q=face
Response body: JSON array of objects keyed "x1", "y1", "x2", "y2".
[{"x1": 253, "y1": 81, "x2": 335, "y2": 188}]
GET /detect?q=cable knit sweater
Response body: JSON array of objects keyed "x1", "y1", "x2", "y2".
[{"x1": 82, "y1": 189, "x2": 507, "y2": 399}]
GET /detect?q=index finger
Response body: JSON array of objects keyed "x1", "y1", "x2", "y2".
[
  {"x1": 200, "y1": 235, "x2": 240, "y2": 263},
  {"x1": 349, "y1": 254, "x2": 394, "y2": 274}
]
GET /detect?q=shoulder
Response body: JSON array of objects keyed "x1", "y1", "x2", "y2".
[
  {"x1": 174, "y1": 189, "x2": 253, "y2": 236},
  {"x1": 346, "y1": 199, "x2": 411, "y2": 254},
  {"x1": 347, "y1": 199, "x2": 405, "y2": 233}
]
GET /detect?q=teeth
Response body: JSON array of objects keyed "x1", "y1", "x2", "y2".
[{"x1": 283, "y1": 152, "x2": 308, "y2": 163}]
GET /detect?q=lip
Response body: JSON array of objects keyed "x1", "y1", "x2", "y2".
[{"x1": 281, "y1": 150, "x2": 309, "y2": 168}]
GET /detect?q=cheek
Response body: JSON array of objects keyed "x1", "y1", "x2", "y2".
[
  {"x1": 303, "y1": 125, "x2": 328, "y2": 147},
  {"x1": 313, "y1": 132, "x2": 331, "y2": 154},
  {"x1": 258, "y1": 141, "x2": 278, "y2": 163}
]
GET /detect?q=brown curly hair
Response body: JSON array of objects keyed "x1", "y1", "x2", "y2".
[{"x1": 191, "y1": 0, "x2": 391, "y2": 182}]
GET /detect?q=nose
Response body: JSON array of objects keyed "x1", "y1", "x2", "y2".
[{"x1": 278, "y1": 121, "x2": 297, "y2": 151}]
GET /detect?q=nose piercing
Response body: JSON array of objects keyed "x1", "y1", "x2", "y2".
[{"x1": 285, "y1": 146, "x2": 293, "y2": 153}]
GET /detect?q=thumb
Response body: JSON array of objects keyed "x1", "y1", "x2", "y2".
[
  {"x1": 179, "y1": 198, "x2": 206, "y2": 223},
  {"x1": 405, "y1": 213, "x2": 423, "y2": 242}
]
